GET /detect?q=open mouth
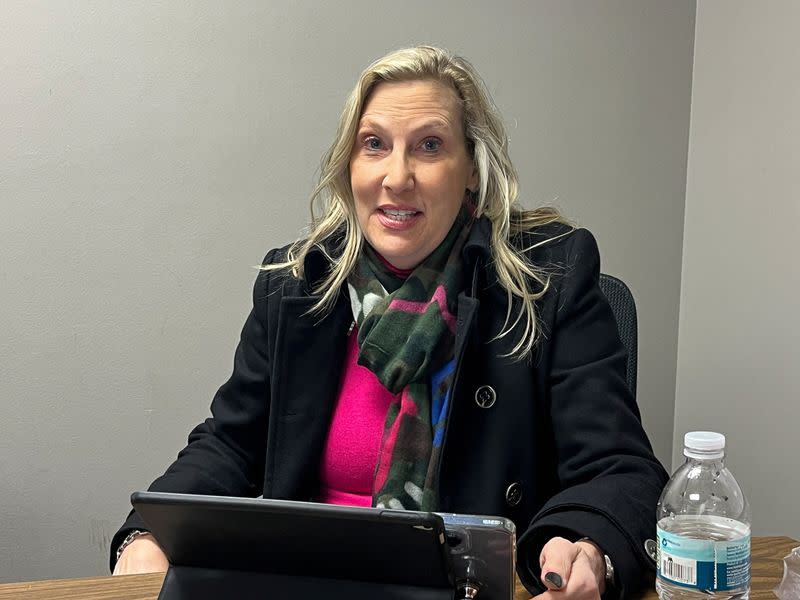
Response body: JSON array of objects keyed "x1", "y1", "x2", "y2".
[{"x1": 379, "y1": 208, "x2": 420, "y2": 222}]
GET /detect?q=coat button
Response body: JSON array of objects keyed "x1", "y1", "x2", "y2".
[
  {"x1": 644, "y1": 539, "x2": 657, "y2": 562},
  {"x1": 474, "y1": 385, "x2": 496, "y2": 408},
  {"x1": 505, "y1": 482, "x2": 523, "y2": 507}
]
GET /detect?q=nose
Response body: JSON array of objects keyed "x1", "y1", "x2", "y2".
[{"x1": 382, "y1": 149, "x2": 414, "y2": 194}]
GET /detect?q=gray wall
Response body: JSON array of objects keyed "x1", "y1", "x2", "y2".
[
  {"x1": 675, "y1": 0, "x2": 800, "y2": 538},
  {"x1": 0, "y1": 1, "x2": 695, "y2": 582}
]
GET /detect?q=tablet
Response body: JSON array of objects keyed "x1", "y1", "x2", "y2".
[{"x1": 131, "y1": 491, "x2": 454, "y2": 589}]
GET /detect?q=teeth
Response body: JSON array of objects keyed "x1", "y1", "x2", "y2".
[{"x1": 382, "y1": 208, "x2": 417, "y2": 221}]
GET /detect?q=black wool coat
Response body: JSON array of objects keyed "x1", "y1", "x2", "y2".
[{"x1": 112, "y1": 218, "x2": 668, "y2": 597}]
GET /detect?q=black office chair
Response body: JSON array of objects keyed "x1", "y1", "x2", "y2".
[{"x1": 598, "y1": 273, "x2": 638, "y2": 396}]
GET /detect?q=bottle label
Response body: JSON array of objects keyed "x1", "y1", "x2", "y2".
[{"x1": 657, "y1": 526, "x2": 750, "y2": 591}]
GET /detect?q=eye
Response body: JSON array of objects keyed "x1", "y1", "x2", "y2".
[
  {"x1": 421, "y1": 137, "x2": 442, "y2": 152},
  {"x1": 363, "y1": 136, "x2": 383, "y2": 151}
]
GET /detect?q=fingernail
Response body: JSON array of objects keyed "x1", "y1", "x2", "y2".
[{"x1": 544, "y1": 571, "x2": 563, "y2": 588}]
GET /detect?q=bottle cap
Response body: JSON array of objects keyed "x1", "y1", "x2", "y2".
[{"x1": 684, "y1": 431, "x2": 725, "y2": 459}]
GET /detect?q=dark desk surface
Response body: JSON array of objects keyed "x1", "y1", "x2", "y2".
[{"x1": 0, "y1": 536, "x2": 795, "y2": 599}]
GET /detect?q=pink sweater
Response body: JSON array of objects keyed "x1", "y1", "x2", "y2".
[{"x1": 317, "y1": 329, "x2": 396, "y2": 507}]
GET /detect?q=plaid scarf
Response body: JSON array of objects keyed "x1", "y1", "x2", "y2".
[{"x1": 347, "y1": 208, "x2": 472, "y2": 511}]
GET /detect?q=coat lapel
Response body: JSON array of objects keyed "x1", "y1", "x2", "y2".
[{"x1": 265, "y1": 291, "x2": 351, "y2": 499}]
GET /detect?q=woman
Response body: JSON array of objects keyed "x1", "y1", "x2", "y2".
[{"x1": 112, "y1": 46, "x2": 668, "y2": 599}]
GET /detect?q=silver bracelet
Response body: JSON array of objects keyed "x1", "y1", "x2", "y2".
[{"x1": 116, "y1": 529, "x2": 150, "y2": 562}]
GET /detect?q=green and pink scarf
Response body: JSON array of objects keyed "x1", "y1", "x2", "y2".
[{"x1": 347, "y1": 207, "x2": 472, "y2": 511}]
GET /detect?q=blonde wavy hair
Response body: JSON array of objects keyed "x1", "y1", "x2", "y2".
[{"x1": 264, "y1": 45, "x2": 570, "y2": 358}]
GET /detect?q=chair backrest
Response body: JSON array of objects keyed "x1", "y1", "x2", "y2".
[{"x1": 598, "y1": 273, "x2": 638, "y2": 396}]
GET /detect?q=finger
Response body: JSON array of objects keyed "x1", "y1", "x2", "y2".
[
  {"x1": 533, "y1": 555, "x2": 601, "y2": 600},
  {"x1": 547, "y1": 553, "x2": 603, "y2": 600},
  {"x1": 539, "y1": 537, "x2": 580, "y2": 590}
]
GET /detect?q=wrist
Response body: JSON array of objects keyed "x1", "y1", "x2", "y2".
[
  {"x1": 575, "y1": 538, "x2": 611, "y2": 594},
  {"x1": 116, "y1": 530, "x2": 153, "y2": 562}
]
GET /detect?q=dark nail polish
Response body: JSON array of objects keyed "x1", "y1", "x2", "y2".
[{"x1": 544, "y1": 571, "x2": 563, "y2": 588}]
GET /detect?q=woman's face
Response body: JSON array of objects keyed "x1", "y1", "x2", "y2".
[{"x1": 350, "y1": 79, "x2": 478, "y2": 270}]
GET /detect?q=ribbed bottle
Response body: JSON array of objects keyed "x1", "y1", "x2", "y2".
[{"x1": 656, "y1": 431, "x2": 751, "y2": 600}]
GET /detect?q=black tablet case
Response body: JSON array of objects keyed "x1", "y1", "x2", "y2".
[{"x1": 132, "y1": 492, "x2": 455, "y2": 600}]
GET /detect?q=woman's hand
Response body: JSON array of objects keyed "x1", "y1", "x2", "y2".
[
  {"x1": 112, "y1": 534, "x2": 169, "y2": 575},
  {"x1": 531, "y1": 537, "x2": 606, "y2": 599}
]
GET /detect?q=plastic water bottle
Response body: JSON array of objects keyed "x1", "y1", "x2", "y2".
[{"x1": 656, "y1": 431, "x2": 751, "y2": 600}]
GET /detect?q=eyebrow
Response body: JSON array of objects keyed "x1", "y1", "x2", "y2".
[{"x1": 356, "y1": 117, "x2": 452, "y2": 135}]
